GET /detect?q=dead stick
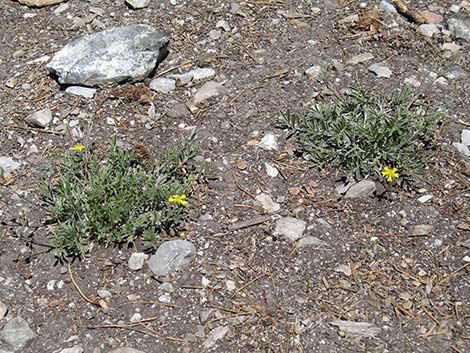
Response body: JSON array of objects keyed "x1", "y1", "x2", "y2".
[
  {"x1": 437, "y1": 263, "x2": 469, "y2": 286},
  {"x1": 227, "y1": 215, "x2": 271, "y2": 231},
  {"x1": 421, "y1": 306, "x2": 440, "y2": 325},
  {"x1": 68, "y1": 263, "x2": 107, "y2": 308},
  {"x1": 3, "y1": 124, "x2": 65, "y2": 135},
  {"x1": 154, "y1": 60, "x2": 192, "y2": 78},
  {"x1": 207, "y1": 312, "x2": 253, "y2": 325},
  {"x1": 233, "y1": 174, "x2": 255, "y2": 199},
  {"x1": 451, "y1": 345, "x2": 464, "y2": 353},
  {"x1": 231, "y1": 272, "x2": 270, "y2": 299}
]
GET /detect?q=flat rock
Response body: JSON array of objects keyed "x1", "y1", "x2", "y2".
[
  {"x1": 274, "y1": 217, "x2": 306, "y2": 241},
  {"x1": 379, "y1": 0, "x2": 397, "y2": 14},
  {"x1": 167, "y1": 103, "x2": 191, "y2": 119},
  {"x1": 149, "y1": 77, "x2": 176, "y2": 93},
  {"x1": 169, "y1": 67, "x2": 216, "y2": 86},
  {"x1": 419, "y1": 11, "x2": 443, "y2": 24},
  {"x1": 256, "y1": 132, "x2": 279, "y2": 151},
  {"x1": 344, "y1": 180, "x2": 376, "y2": 198},
  {"x1": 0, "y1": 301, "x2": 7, "y2": 320},
  {"x1": 46, "y1": 24, "x2": 169, "y2": 86},
  {"x1": 193, "y1": 81, "x2": 226, "y2": 104},
  {"x1": 65, "y1": 86, "x2": 96, "y2": 98},
  {"x1": 59, "y1": 346, "x2": 83, "y2": 353},
  {"x1": 304, "y1": 65, "x2": 321, "y2": 79},
  {"x1": 109, "y1": 349, "x2": 147, "y2": 353},
  {"x1": 148, "y1": 240, "x2": 196, "y2": 278},
  {"x1": 330, "y1": 319, "x2": 381, "y2": 338},
  {"x1": 128, "y1": 252, "x2": 149, "y2": 271},
  {"x1": 448, "y1": 18, "x2": 470, "y2": 41},
  {"x1": 461, "y1": 129, "x2": 470, "y2": 145},
  {"x1": 347, "y1": 52, "x2": 374, "y2": 65},
  {"x1": 125, "y1": 0, "x2": 151, "y2": 9},
  {"x1": 0, "y1": 317, "x2": 36, "y2": 351},
  {"x1": 18, "y1": 0, "x2": 65, "y2": 7},
  {"x1": 202, "y1": 326, "x2": 229, "y2": 349},
  {"x1": 24, "y1": 108, "x2": 52, "y2": 128},
  {"x1": 412, "y1": 225, "x2": 433, "y2": 236},
  {"x1": 255, "y1": 193, "x2": 280, "y2": 213},
  {"x1": 418, "y1": 24, "x2": 440, "y2": 37},
  {"x1": 0, "y1": 157, "x2": 21, "y2": 179},
  {"x1": 368, "y1": 63, "x2": 392, "y2": 78},
  {"x1": 298, "y1": 236, "x2": 325, "y2": 248},
  {"x1": 452, "y1": 142, "x2": 470, "y2": 156}
]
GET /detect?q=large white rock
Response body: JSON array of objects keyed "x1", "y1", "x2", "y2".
[{"x1": 46, "y1": 24, "x2": 168, "y2": 86}]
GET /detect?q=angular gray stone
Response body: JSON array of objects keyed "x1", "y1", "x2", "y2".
[
  {"x1": 0, "y1": 300, "x2": 7, "y2": 320},
  {"x1": 59, "y1": 346, "x2": 83, "y2": 353},
  {"x1": 0, "y1": 317, "x2": 36, "y2": 351},
  {"x1": 412, "y1": 225, "x2": 433, "y2": 236},
  {"x1": 149, "y1": 77, "x2": 176, "y2": 93},
  {"x1": 167, "y1": 103, "x2": 191, "y2": 119},
  {"x1": 169, "y1": 67, "x2": 215, "y2": 85},
  {"x1": 128, "y1": 252, "x2": 148, "y2": 271},
  {"x1": 0, "y1": 157, "x2": 21, "y2": 179},
  {"x1": 298, "y1": 236, "x2": 325, "y2": 248},
  {"x1": 193, "y1": 81, "x2": 226, "y2": 104},
  {"x1": 368, "y1": 64, "x2": 392, "y2": 78},
  {"x1": 125, "y1": 0, "x2": 151, "y2": 9},
  {"x1": 65, "y1": 86, "x2": 96, "y2": 98},
  {"x1": 418, "y1": 24, "x2": 440, "y2": 37},
  {"x1": 24, "y1": 108, "x2": 52, "y2": 128},
  {"x1": 448, "y1": 18, "x2": 470, "y2": 42},
  {"x1": 109, "y1": 349, "x2": 147, "y2": 353},
  {"x1": 379, "y1": 0, "x2": 397, "y2": 14},
  {"x1": 304, "y1": 65, "x2": 321, "y2": 79},
  {"x1": 274, "y1": 217, "x2": 305, "y2": 241},
  {"x1": 453, "y1": 142, "x2": 470, "y2": 156},
  {"x1": 255, "y1": 193, "x2": 280, "y2": 213},
  {"x1": 461, "y1": 129, "x2": 470, "y2": 146},
  {"x1": 344, "y1": 180, "x2": 376, "y2": 198},
  {"x1": 46, "y1": 24, "x2": 169, "y2": 86},
  {"x1": 256, "y1": 132, "x2": 279, "y2": 151},
  {"x1": 202, "y1": 326, "x2": 229, "y2": 349},
  {"x1": 148, "y1": 240, "x2": 196, "y2": 278}
]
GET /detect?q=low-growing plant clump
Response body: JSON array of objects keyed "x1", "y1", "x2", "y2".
[
  {"x1": 40, "y1": 136, "x2": 207, "y2": 258},
  {"x1": 279, "y1": 88, "x2": 442, "y2": 184}
]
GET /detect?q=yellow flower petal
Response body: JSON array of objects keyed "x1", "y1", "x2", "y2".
[
  {"x1": 382, "y1": 166, "x2": 399, "y2": 182},
  {"x1": 168, "y1": 194, "x2": 188, "y2": 205},
  {"x1": 71, "y1": 144, "x2": 85, "y2": 151}
]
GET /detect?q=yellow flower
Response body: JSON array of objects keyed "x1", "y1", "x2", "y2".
[
  {"x1": 71, "y1": 144, "x2": 85, "y2": 151},
  {"x1": 168, "y1": 194, "x2": 187, "y2": 205},
  {"x1": 179, "y1": 232, "x2": 185, "y2": 238},
  {"x1": 382, "y1": 166, "x2": 399, "y2": 182}
]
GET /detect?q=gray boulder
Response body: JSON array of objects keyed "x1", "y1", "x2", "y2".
[{"x1": 46, "y1": 24, "x2": 169, "y2": 86}]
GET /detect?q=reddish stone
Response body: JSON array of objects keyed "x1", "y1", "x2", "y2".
[{"x1": 418, "y1": 11, "x2": 443, "y2": 24}]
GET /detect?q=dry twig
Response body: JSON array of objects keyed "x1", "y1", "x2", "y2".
[{"x1": 68, "y1": 263, "x2": 108, "y2": 308}]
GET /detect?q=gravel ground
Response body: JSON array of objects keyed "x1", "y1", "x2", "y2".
[{"x1": 0, "y1": 0, "x2": 469, "y2": 352}]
